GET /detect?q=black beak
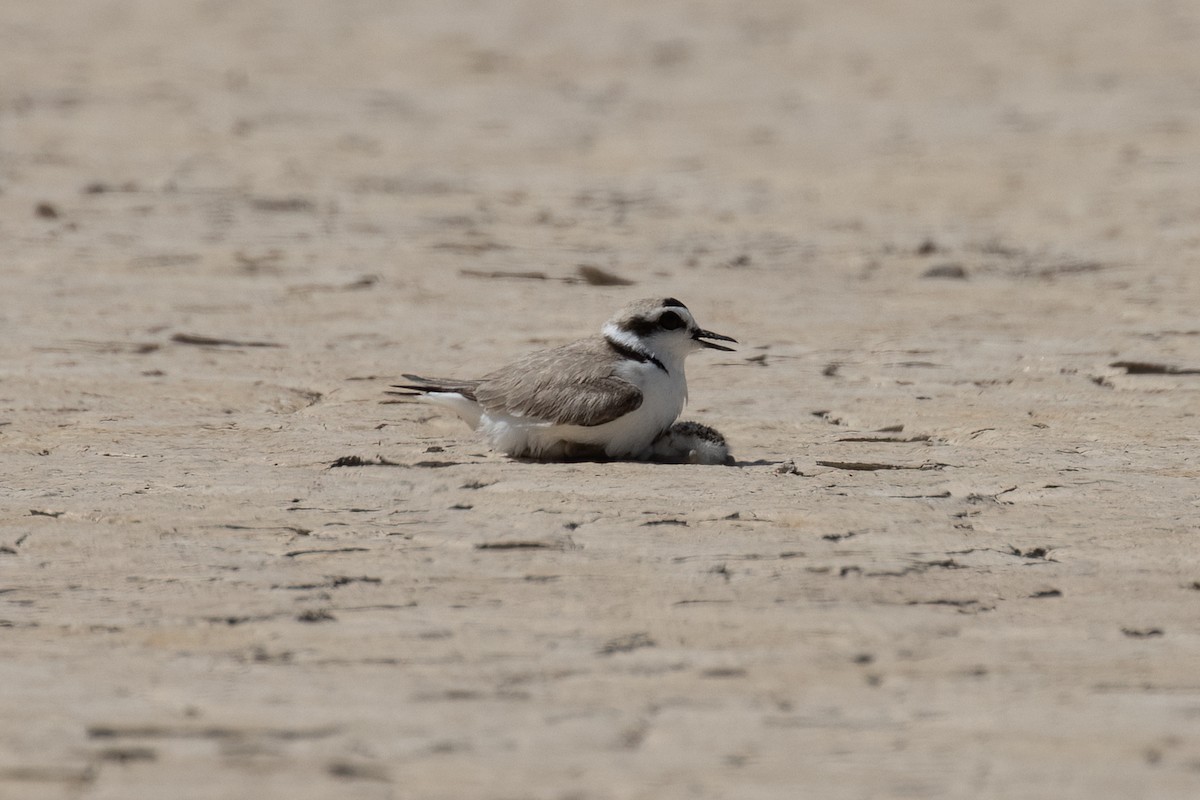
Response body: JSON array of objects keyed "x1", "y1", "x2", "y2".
[{"x1": 692, "y1": 328, "x2": 737, "y2": 352}]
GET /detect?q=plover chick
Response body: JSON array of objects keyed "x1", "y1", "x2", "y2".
[{"x1": 648, "y1": 420, "x2": 735, "y2": 465}]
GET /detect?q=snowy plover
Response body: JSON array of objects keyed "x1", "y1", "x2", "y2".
[{"x1": 391, "y1": 297, "x2": 735, "y2": 461}]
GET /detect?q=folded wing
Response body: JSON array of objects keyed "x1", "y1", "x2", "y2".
[{"x1": 475, "y1": 339, "x2": 642, "y2": 427}]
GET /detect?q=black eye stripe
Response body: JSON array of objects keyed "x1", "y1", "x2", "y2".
[{"x1": 659, "y1": 310, "x2": 684, "y2": 330}]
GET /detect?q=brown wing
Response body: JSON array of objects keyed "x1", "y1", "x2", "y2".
[{"x1": 474, "y1": 337, "x2": 642, "y2": 427}]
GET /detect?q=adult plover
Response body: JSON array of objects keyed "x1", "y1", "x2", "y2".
[{"x1": 391, "y1": 297, "x2": 735, "y2": 461}]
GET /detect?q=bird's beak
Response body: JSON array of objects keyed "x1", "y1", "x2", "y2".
[{"x1": 692, "y1": 328, "x2": 737, "y2": 351}]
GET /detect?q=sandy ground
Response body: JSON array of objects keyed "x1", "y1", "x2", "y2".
[{"x1": 3, "y1": 1, "x2": 1200, "y2": 797}]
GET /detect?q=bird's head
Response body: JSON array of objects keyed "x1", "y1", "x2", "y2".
[{"x1": 603, "y1": 297, "x2": 736, "y2": 362}]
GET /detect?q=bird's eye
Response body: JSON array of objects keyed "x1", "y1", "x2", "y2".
[{"x1": 659, "y1": 311, "x2": 684, "y2": 330}]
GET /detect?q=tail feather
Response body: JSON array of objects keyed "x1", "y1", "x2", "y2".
[{"x1": 389, "y1": 373, "x2": 481, "y2": 401}]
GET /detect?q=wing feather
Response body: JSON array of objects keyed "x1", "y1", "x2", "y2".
[{"x1": 474, "y1": 338, "x2": 642, "y2": 427}]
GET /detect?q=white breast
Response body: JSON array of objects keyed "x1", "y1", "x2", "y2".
[{"x1": 593, "y1": 356, "x2": 689, "y2": 456}]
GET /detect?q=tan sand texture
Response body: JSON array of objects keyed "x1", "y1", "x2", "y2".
[{"x1": 3, "y1": 1, "x2": 1200, "y2": 797}]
